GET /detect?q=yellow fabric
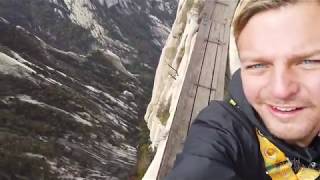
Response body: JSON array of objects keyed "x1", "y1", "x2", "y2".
[
  {"x1": 296, "y1": 168, "x2": 320, "y2": 180},
  {"x1": 256, "y1": 130, "x2": 320, "y2": 180}
]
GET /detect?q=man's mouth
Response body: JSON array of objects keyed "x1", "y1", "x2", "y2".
[
  {"x1": 271, "y1": 106, "x2": 302, "y2": 112},
  {"x1": 268, "y1": 105, "x2": 304, "y2": 118}
]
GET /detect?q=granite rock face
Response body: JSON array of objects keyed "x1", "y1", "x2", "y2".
[
  {"x1": 143, "y1": 0, "x2": 205, "y2": 178},
  {"x1": 0, "y1": 0, "x2": 177, "y2": 179}
]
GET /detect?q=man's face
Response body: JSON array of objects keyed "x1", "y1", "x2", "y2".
[{"x1": 238, "y1": 2, "x2": 320, "y2": 147}]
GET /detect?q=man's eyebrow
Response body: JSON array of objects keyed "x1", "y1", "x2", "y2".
[
  {"x1": 240, "y1": 48, "x2": 320, "y2": 62},
  {"x1": 239, "y1": 53, "x2": 269, "y2": 62},
  {"x1": 289, "y1": 48, "x2": 320, "y2": 59}
]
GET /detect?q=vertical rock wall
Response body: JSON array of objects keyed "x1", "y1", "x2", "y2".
[{"x1": 143, "y1": 0, "x2": 205, "y2": 178}]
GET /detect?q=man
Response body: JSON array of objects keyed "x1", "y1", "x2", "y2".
[{"x1": 167, "y1": 0, "x2": 320, "y2": 179}]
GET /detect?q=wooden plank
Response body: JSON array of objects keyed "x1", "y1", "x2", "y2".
[
  {"x1": 190, "y1": 2, "x2": 226, "y2": 124},
  {"x1": 216, "y1": 1, "x2": 239, "y2": 99},
  {"x1": 156, "y1": 1, "x2": 216, "y2": 179},
  {"x1": 210, "y1": 21, "x2": 226, "y2": 100},
  {"x1": 210, "y1": 0, "x2": 239, "y2": 101}
]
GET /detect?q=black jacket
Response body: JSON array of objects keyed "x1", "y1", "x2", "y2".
[{"x1": 166, "y1": 70, "x2": 320, "y2": 180}]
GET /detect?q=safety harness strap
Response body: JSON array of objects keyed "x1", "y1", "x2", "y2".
[{"x1": 257, "y1": 130, "x2": 320, "y2": 180}]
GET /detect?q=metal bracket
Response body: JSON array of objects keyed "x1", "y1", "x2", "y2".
[
  {"x1": 169, "y1": 73, "x2": 177, "y2": 80},
  {"x1": 206, "y1": 38, "x2": 225, "y2": 45},
  {"x1": 194, "y1": 83, "x2": 216, "y2": 91}
]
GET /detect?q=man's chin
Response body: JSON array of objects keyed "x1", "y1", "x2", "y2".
[{"x1": 268, "y1": 127, "x2": 314, "y2": 147}]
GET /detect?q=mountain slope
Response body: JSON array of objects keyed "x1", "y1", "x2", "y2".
[{"x1": 0, "y1": 0, "x2": 177, "y2": 179}]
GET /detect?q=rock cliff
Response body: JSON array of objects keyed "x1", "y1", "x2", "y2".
[
  {"x1": 0, "y1": 0, "x2": 177, "y2": 179},
  {"x1": 143, "y1": 0, "x2": 205, "y2": 178}
]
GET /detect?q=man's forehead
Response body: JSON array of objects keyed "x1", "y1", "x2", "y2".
[{"x1": 237, "y1": 2, "x2": 320, "y2": 62}]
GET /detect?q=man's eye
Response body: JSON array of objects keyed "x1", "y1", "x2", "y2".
[
  {"x1": 300, "y1": 59, "x2": 320, "y2": 69},
  {"x1": 302, "y1": 59, "x2": 320, "y2": 64},
  {"x1": 246, "y1": 64, "x2": 266, "y2": 69}
]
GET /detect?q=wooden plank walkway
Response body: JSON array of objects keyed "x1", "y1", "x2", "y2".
[{"x1": 157, "y1": 0, "x2": 239, "y2": 179}]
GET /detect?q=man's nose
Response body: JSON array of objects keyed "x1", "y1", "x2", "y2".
[{"x1": 270, "y1": 68, "x2": 299, "y2": 100}]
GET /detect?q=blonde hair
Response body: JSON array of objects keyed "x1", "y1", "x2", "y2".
[{"x1": 233, "y1": 0, "x2": 300, "y2": 42}]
